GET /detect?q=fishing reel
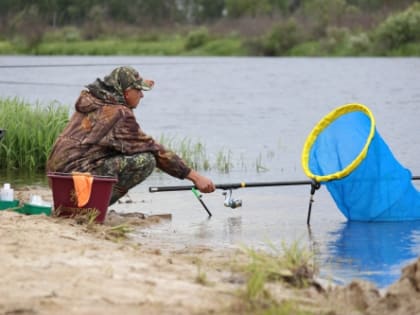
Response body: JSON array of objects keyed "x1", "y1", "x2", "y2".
[{"x1": 222, "y1": 189, "x2": 242, "y2": 209}]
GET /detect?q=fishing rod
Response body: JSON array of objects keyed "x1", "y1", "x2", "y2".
[
  {"x1": 149, "y1": 180, "x2": 313, "y2": 192},
  {"x1": 149, "y1": 179, "x2": 320, "y2": 222},
  {"x1": 150, "y1": 176, "x2": 420, "y2": 223}
]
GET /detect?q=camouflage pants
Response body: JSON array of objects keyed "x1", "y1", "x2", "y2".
[{"x1": 92, "y1": 152, "x2": 156, "y2": 205}]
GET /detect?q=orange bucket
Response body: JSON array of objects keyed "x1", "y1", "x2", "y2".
[{"x1": 47, "y1": 172, "x2": 117, "y2": 223}]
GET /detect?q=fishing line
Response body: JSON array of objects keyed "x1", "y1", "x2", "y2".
[
  {"x1": 0, "y1": 80, "x2": 81, "y2": 87},
  {"x1": 0, "y1": 61, "x2": 228, "y2": 69},
  {"x1": 0, "y1": 60, "x2": 230, "y2": 86}
]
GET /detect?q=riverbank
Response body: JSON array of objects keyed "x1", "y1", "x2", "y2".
[
  {"x1": 1, "y1": 33, "x2": 419, "y2": 57},
  {"x1": 1, "y1": 2, "x2": 420, "y2": 57},
  {"x1": 1, "y1": 187, "x2": 420, "y2": 315}
]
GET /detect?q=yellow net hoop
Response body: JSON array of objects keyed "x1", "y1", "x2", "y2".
[{"x1": 301, "y1": 103, "x2": 376, "y2": 182}]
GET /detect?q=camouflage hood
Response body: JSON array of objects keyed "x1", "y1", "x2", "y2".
[
  {"x1": 75, "y1": 91, "x2": 109, "y2": 113},
  {"x1": 85, "y1": 66, "x2": 153, "y2": 105}
]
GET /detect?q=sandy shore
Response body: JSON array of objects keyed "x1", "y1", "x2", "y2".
[
  {"x1": 1, "y1": 187, "x2": 420, "y2": 315},
  {"x1": 0, "y1": 210, "x2": 243, "y2": 315}
]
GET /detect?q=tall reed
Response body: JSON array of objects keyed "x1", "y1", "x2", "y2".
[
  {"x1": 0, "y1": 98, "x2": 69, "y2": 172},
  {"x1": 158, "y1": 134, "x2": 211, "y2": 171},
  {"x1": 158, "y1": 134, "x2": 270, "y2": 174},
  {"x1": 216, "y1": 148, "x2": 233, "y2": 173},
  {"x1": 0, "y1": 98, "x2": 269, "y2": 175}
]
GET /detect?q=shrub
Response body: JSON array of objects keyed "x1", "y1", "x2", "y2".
[
  {"x1": 261, "y1": 18, "x2": 302, "y2": 56},
  {"x1": 348, "y1": 32, "x2": 371, "y2": 54},
  {"x1": 373, "y1": 3, "x2": 420, "y2": 52},
  {"x1": 43, "y1": 26, "x2": 82, "y2": 42},
  {"x1": 322, "y1": 26, "x2": 350, "y2": 53},
  {"x1": 185, "y1": 27, "x2": 209, "y2": 50},
  {"x1": 302, "y1": 0, "x2": 348, "y2": 37}
]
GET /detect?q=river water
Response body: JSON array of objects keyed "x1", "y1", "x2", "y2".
[{"x1": 1, "y1": 56, "x2": 420, "y2": 288}]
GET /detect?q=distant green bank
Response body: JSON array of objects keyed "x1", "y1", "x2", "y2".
[
  {"x1": 0, "y1": 3, "x2": 419, "y2": 57},
  {"x1": 0, "y1": 34, "x2": 247, "y2": 57},
  {"x1": 1, "y1": 31, "x2": 419, "y2": 57}
]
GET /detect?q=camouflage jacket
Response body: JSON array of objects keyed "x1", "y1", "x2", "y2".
[{"x1": 47, "y1": 91, "x2": 191, "y2": 179}]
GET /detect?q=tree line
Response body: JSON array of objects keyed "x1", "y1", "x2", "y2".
[
  {"x1": 0, "y1": 0, "x2": 418, "y2": 56},
  {"x1": 0, "y1": 0, "x2": 416, "y2": 28}
]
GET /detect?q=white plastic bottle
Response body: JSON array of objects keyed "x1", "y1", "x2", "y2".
[{"x1": 0, "y1": 183, "x2": 14, "y2": 201}]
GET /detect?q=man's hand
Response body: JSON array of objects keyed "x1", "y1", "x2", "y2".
[{"x1": 186, "y1": 170, "x2": 215, "y2": 193}]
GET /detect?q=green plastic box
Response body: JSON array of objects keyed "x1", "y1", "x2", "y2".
[
  {"x1": 0, "y1": 200, "x2": 20, "y2": 210},
  {"x1": 21, "y1": 203, "x2": 52, "y2": 216}
]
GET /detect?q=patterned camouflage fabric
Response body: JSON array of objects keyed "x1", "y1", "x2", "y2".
[
  {"x1": 93, "y1": 152, "x2": 156, "y2": 205},
  {"x1": 47, "y1": 68, "x2": 191, "y2": 204},
  {"x1": 86, "y1": 66, "x2": 153, "y2": 105}
]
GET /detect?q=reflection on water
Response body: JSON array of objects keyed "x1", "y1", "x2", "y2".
[
  {"x1": 192, "y1": 217, "x2": 214, "y2": 240},
  {"x1": 322, "y1": 221, "x2": 420, "y2": 287},
  {"x1": 224, "y1": 216, "x2": 243, "y2": 244},
  {"x1": 0, "y1": 170, "x2": 48, "y2": 186},
  {"x1": 134, "y1": 179, "x2": 420, "y2": 289}
]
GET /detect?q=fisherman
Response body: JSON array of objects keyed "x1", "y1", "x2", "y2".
[{"x1": 47, "y1": 66, "x2": 215, "y2": 205}]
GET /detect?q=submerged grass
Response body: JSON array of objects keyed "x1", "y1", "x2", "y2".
[
  {"x1": 215, "y1": 148, "x2": 233, "y2": 173},
  {"x1": 158, "y1": 135, "x2": 239, "y2": 173},
  {"x1": 158, "y1": 134, "x2": 211, "y2": 171},
  {"x1": 0, "y1": 98, "x2": 69, "y2": 172}
]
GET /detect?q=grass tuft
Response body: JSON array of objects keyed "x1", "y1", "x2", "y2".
[
  {"x1": 231, "y1": 240, "x2": 317, "y2": 314},
  {"x1": 243, "y1": 240, "x2": 316, "y2": 290},
  {"x1": 0, "y1": 97, "x2": 69, "y2": 172}
]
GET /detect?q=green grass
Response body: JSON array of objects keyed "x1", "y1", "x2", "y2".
[
  {"x1": 0, "y1": 41, "x2": 15, "y2": 54},
  {"x1": 186, "y1": 38, "x2": 247, "y2": 56},
  {"x1": 385, "y1": 42, "x2": 420, "y2": 56},
  {"x1": 288, "y1": 41, "x2": 323, "y2": 56},
  {"x1": 31, "y1": 37, "x2": 247, "y2": 56},
  {"x1": 242, "y1": 240, "x2": 316, "y2": 299},
  {"x1": 0, "y1": 98, "x2": 69, "y2": 172},
  {"x1": 158, "y1": 134, "x2": 211, "y2": 171},
  {"x1": 158, "y1": 135, "x2": 244, "y2": 173},
  {"x1": 232, "y1": 240, "x2": 317, "y2": 314},
  {"x1": 215, "y1": 148, "x2": 233, "y2": 173},
  {"x1": 33, "y1": 38, "x2": 186, "y2": 55},
  {"x1": 0, "y1": 33, "x2": 418, "y2": 57},
  {"x1": 2, "y1": 5, "x2": 420, "y2": 58},
  {"x1": 0, "y1": 97, "x2": 271, "y2": 174},
  {"x1": 193, "y1": 258, "x2": 210, "y2": 286},
  {"x1": 256, "y1": 153, "x2": 269, "y2": 173}
]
